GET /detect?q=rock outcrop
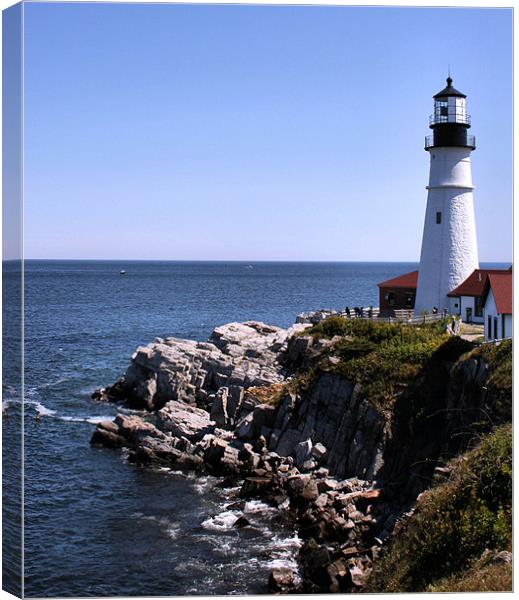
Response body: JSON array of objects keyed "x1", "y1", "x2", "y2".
[{"x1": 93, "y1": 321, "x2": 308, "y2": 411}]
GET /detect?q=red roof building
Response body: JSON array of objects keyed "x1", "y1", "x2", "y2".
[
  {"x1": 378, "y1": 271, "x2": 419, "y2": 289},
  {"x1": 377, "y1": 271, "x2": 418, "y2": 316},
  {"x1": 482, "y1": 273, "x2": 512, "y2": 315},
  {"x1": 446, "y1": 268, "x2": 511, "y2": 323},
  {"x1": 447, "y1": 269, "x2": 508, "y2": 298},
  {"x1": 376, "y1": 267, "x2": 512, "y2": 323}
]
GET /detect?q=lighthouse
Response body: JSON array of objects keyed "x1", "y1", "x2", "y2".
[{"x1": 414, "y1": 77, "x2": 479, "y2": 315}]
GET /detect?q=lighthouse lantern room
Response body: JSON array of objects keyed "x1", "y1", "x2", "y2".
[{"x1": 414, "y1": 77, "x2": 479, "y2": 315}]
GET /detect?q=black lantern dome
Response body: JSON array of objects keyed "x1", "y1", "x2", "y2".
[
  {"x1": 433, "y1": 76, "x2": 466, "y2": 99},
  {"x1": 425, "y1": 77, "x2": 476, "y2": 150}
]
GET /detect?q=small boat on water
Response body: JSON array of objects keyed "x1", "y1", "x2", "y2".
[{"x1": 119, "y1": 270, "x2": 126, "y2": 275}]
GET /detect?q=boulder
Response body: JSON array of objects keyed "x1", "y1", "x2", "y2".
[
  {"x1": 349, "y1": 564, "x2": 367, "y2": 588},
  {"x1": 90, "y1": 421, "x2": 126, "y2": 448},
  {"x1": 113, "y1": 414, "x2": 165, "y2": 444},
  {"x1": 240, "y1": 476, "x2": 274, "y2": 499},
  {"x1": 235, "y1": 404, "x2": 277, "y2": 441},
  {"x1": 210, "y1": 387, "x2": 229, "y2": 427},
  {"x1": 233, "y1": 515, "x2": 250, "y2": 528},
  {"x1": 157, "y1": 400, "x2": 214, "y2": 441},
  {"x1": 286, "y1": 474, "x2": 319, "y2": 504},
  {"x1": 268, "y1": 567, "x2": 299, "y2": 593},
  {"x1": 238, "y1": 443, "x2": 260, "y2": 471},
  {"x1": 295, "y1": 439, "x2": 313, "y2": 469},
  {"x1": 203, "y1": 438, "x2": 240, "y2": 475},
  {"x1": 312, "y1": 442, "x2": 327, "y2": 461}
]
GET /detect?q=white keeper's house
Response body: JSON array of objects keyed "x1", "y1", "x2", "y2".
[
  {"x1": 481, "y1": 271, "x2": 513, "y2": 341},
  {"x1": 446, "y1": 267, "x2": 512, "y2": 324}
]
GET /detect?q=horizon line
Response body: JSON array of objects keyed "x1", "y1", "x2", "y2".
[{"x1": 3, "y1": 258, "x2": 513, "y2": 264}]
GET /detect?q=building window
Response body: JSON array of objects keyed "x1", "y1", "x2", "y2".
[
  {"x1": 493, "y1": 317, "x2": 498, "y2": 340},
  {"x1": 386, "y1": 292, "x2": 395, "y2": 306},
  {"x1": 474, "y1": 296, "x2": 483, "y2": 317},
  {"x1": 436, "y1": 212, "x2": 442, "y2": 224},
  {"x1": 488, "y1": 315, "x2": 492, "y2": 338}
]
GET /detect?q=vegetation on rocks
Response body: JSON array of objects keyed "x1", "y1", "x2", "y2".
[
  {"x1": 475, "y1": 338, "x2": 512, "y2": 393},
  {"x1": 425, "y1": 552, "x2": 512, "y2": 592},
  {"x1": 245, "y1": 383, "x2": 286, "y2": 406},
  {"x1": 305, "y1": 317, "x2": 473, "y2": 412},
  {"x1": 365, "y1": 424, "x2": 512, "y2": 593}
]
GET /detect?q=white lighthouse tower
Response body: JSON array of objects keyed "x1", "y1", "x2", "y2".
[{"x1": 414, "y1": 77, "x2": 479, "y2": 315}]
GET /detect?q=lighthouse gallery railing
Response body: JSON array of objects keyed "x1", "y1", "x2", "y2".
[{"x1": 424, "y1": 134, "x2": 476, "y2": 150}]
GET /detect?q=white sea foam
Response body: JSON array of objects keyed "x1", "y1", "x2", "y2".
[
  {"x1": 264, "y1": 533, "x2": 302, "y2": 582},
  {"x1": 134, "y1": 514, "x2": 181, "y2": 540},
  {"x1": 118, "y1": 406, "x2": 149, "y2": 416},
  {"x1": 33, "y1": 402, "x2": 57, "y2": 417},
  {"x1": 36, "y1": 377, "x2": 72, "y2": 390},
  {"x1": 23, "y1": 397, "x2": 113, "y2": 423},
  {"x1": 270, "y1": 533, "x2": 302, "y2": 553},
  {"x1": 194, "y1": 475, "x2": 217, "y2": 495},
  {"x1": 244, "y1": 500, "x2": 276, "y2": 514},
  {"x1": 201, "y1": 510, "x2": 241, "y2": 531},
  {"x1": 58, "y1": 415, "x2": 114, "y2": 424}
]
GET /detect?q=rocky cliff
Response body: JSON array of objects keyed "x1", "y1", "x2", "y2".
[
  {"x1": 90, "y1": 315, "x2": 511, "y2": 593},
  {"x1": 93, "y1": 321, "x2": 306, "y2": 411}
]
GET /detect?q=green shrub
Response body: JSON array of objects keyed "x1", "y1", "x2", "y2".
[{"x1": 305, "y1": 317, "x2": 402, "y2": 343}]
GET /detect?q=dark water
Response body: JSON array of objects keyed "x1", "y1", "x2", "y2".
[{"x1": 3, "y1": 260, "x2": 504, "y2": 597}]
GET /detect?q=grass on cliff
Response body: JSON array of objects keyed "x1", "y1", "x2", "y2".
[
  {"x1": 245, "y1": 383, "x2": 286, "y2": 406},
  {"x1": 365, "y1": 423, "x2": 512, "y2": 593},
  {"x1": 305, "y1": 317, "x2": 473, "y2": 412},
  {"x1": 426, "y1": 554, "x2": 512, "y2": 592},
  {"x1": 474, "y1": 339, "x2": 512, "y2": 393}
]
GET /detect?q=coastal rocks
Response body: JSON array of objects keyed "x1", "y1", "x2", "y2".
[
  {"x1": 90, "y1": 420, "x2": 127, "y2": 448},
  {"x1": 90, "y1": 403, "x2": 392, "y2": 594},
  {"x1": 209, "y1": 385, "x2": 245, "y2": 428},
  {"x1": 300, "y1": 541, "x2": 352, "y2": 593},
  {"x1": 202, "y1": 437, "x2": 241, "y2": 476},
  {"x1": 91, "y1": 414, "x2": 165, "y2": 447},
  {"x1": 296, "y1": 309, "x2": 337, "y2": 324},
  {"x1": 268, "y1": 567, "x2": 300, "y2": 593},
  {"x1": 113, "y1": 414, "x2": 165, "y2": 442},
  {"x1": 95, "y1": 321, "x2": 309, "y2": 412},
  {"x1": 235, "y1": 403, "x2": 277, "y2": 441},
  {"x1": 286, "y1": 474, "x2": 319, "y2": 504},
  {"x1": 157, "y1": 400, "x2": 214, "y2": 441},
  {"x1": 295, "y1": 439, "x2": 313, "y2": 470},
  {"x1": 269, "y1": 374, "x2": 388, "y2": 481}
]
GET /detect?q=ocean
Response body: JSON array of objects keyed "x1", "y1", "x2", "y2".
[{"x1": 2, "y1": 259, "x2": 506, "y2": 597}]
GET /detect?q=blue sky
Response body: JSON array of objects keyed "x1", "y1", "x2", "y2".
[{"x1": 22, "y1": 3, "x2": 512, "y2": 261}]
